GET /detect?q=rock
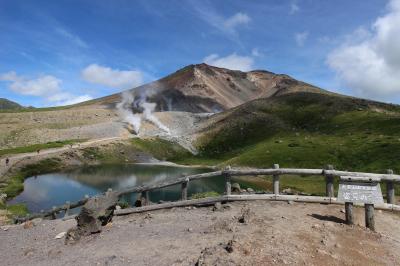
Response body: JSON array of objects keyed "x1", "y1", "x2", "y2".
[
  {"x1": 115, "y1": 205, "x2": 121, "y2": 210},
  {"x1": 238, "y1": 208, "x2": 253, "y2": 224},
  {"x1": 31, "y1": 218, "x2": 43, "y2": 226},
  {"x1": 23, "y1": 221, "x2": 34, "y2": 229},
  {"x1": 1, "y1": 226, "x2": 10, "y2": 231},
  {"x1": 340, "y1": 209, "x2": 345, "y2": 213},
  {"x1": 231, "y1": 183, "x2": 241, "y2": 192},
  {"x1": 65, "y1": 192, "x2": 118, "y2": 244},
  {"x1": 213, "y1": 202, "x2": 222, "y2": 211},
  {"x1": 0, "y1": 193, "x2": 7, "y2": 201},
  {"x1": 55, "y1": 232, "x2": 66, "y2": 239},
  {"x1": 334, "y1": 243, "x2": 341, "y2": 248},
  {"x1": 312, "y1": 224, "x2": 320, "y2": 229},
  {"x1": 224, "y1": 240, "x2": 234, "y2": 253},
  {"x1": 287, "y1": 200, "x2": 294, "y2": 205},
  {"x1": 223, "y1": 204, "x2": 232, "y2": 210},
  {"x1": 187, "y1": 228, "x2": 193, "y2": 232},
  {"x1": 282, "y1": 188, "x2": 293, "y2": 194},
  {"x1": 246, "y1": 188, "x2": 255, "y2": 193}
]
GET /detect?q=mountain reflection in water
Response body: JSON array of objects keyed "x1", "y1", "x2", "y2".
[{"x1": 9, "y1": 164, "x2": 224, "y2": 213}]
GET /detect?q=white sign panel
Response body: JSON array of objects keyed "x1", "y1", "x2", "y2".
[{"x1": 337, "y1": 181, "x2": 384, "y2": 204}]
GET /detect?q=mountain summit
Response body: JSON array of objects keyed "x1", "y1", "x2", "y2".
[{"x1": 97, "y1": 63, "x2": 327, "y2": 113}]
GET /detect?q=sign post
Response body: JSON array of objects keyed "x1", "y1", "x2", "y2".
[{"x1": 337, "y1": 177, "x2": 384, "y2": 231}]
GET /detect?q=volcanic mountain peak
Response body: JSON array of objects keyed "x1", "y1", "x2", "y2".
[{"x1": 96, "y1": 63, "x2": 327, "y2": 113}]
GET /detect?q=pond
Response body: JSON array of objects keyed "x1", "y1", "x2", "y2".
[{"x1": 8, "y1": 164, "x2": 234, "y2": 213}]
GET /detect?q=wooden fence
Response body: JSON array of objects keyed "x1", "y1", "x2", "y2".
[{"x1": 15, "y1": 164, "x2": 400, "y2": 223}]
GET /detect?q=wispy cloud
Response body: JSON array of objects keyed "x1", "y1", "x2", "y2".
[
  {"x1": 203, "y1": 53, "x2": 254, "y2": 71},
  {"x1": 190, "y1": 1, "x2": 251, "y2": 36},
  {"x1": 0, "y1": 71, "x2": 92, "y2": 106},
  {"x1": 55, "y1": 27, "x2": 88, "y2": 48},
  {"x1": 295, "y1": 31, "x2": 309, "y2": 46},
  {"x1": 81, "y1": 64, "x2": 144, "y2": 89},
  {"x1": 327, "y1": 0, "x2": 400, "y2": 101},
  {"x1": 289, "y1": 1, "x2": 300, "y2": 15}
]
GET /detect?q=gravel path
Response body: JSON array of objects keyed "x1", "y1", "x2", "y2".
[{"x1": 1, "y1": 201, "x2": 399, "y2": 265}]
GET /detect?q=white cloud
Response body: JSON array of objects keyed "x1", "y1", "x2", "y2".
[
  {"x1": 295, "y1": 31, "x2": 309, "y2": 46},
  {"x1": 223, "y1": 12, "x2": 251, "y2": 33},
  {"x1": 81, "y1": 64, "x2": 144, "y2": 89},
  {"x1": 191, "y1": 1, "x2": 251, "y2": 35},
  {"x1": 327, "y1": 0, "x2": 400, "y2": 100},
  {"x1": 251, "y1": 48, "x2": 263, "y2": 57},
  {"x1": 203, "y1": 53, "x2": 254, "y2": 71},
  {"x1": 289, "y1": 1, "x2": 300, "y2": 15},
  {"x1": 0, "y1": 72, "x2": 62, "y2": 96},
  {"x1": 0, "y1": 71, "x2": 93, "y2": 106}
]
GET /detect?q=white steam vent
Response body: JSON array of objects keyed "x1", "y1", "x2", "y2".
[{"x1": 117, "y1": 90, "x2": 170, "y2": 135}]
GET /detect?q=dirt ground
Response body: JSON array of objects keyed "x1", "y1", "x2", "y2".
[{"x1": 1, "y1": 201, "x2": 399, "y2": 266}]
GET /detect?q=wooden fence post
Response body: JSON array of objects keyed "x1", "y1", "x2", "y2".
[
  {"x1": 225, "y1": 165, "x2": 231, "y2": 196},
  {"x1": 51, "y1": 206, "x2": 57, "y2": 220},
  {"x1": 64, "y1": 201, "x2": 71, "y2": 218},
  {"x1": 273, "y1": 164, "x2": 280, "y2": 195},
  {"x1": 325, "y1": 165, "x2": 334, "y2": 197},
  {"x1": 141, "y1": 191, "x2": 149, "y2": 206},
  {"x1": 365, "y1": 204, "x2": 375, "y2": 231},
  {"x1": 386, "y1": 169, "x2": 395, "y2": 204},
  {"x1": 181, "y1": 178, "x2": 189, "y2": 200},
  {"x1": 345, "y1": 202, "x2": 354, "y2": 225}
]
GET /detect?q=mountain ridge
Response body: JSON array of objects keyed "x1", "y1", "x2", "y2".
[{"x1": 91, "y1": 63, "x2": 330, "y2": 113}]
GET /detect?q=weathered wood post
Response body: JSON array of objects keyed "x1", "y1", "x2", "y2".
[
  {"x1": 225, "y1": 165, "x2": 232, "y2": 196},
  {"x1": 181, "y1": 177, "x2": 189, "y2": 200},
  {"x1": 365, "y1": 204, "x2": 375, "y2": 231},
  {"x1": 345, "y1": 202, "x2": 354, "y2": 225},
  {"x1": 141, "y1": 191, "x2": 149, "y2": 206},
  {"x1": 386, "y1": 169, "x2": 395, "y2": 204},
  {"x1": 64, "y1": 201, "x2": 71, "y2": 218},
  {"x1": 325, "y1": 165, "x2": 335, "y2": 197},
  {"x1": 51, "y1": 206, "x2": 57, "y2": 219},
  {"x1": 273, "y1": 164, "x2": 280, "y2": 195}
]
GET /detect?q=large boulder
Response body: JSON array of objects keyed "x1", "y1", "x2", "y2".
[{"x1": 65, "y1": 192, "x2": 119, "y2": 244}]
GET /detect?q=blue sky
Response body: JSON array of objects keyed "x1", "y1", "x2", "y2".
[{"x1": 1, "y1": 0, "x2": 400, "y2": 107}]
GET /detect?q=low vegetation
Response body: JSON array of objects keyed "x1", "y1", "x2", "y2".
[
  {"x1": 190, "y1": 191, "x2": 220, "y2": 199},
  {"x1": 0, "y1": 139, "x2": 85, "y2": 157},
  {"x1": 195, "y1": 92, "x2": 400, "y2": 172}
]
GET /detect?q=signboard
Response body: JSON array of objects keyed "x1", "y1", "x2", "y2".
[{"x1": 337, "y1": 181, "x2": 384, "y2": 204}]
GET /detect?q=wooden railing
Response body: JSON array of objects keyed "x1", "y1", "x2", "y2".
[{"x1": 15, "y1": 164, "x2": 400, "y2": 223}]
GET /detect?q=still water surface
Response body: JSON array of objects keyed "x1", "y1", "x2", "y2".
[{"x1": 9, "y1": 164, "x2": 227, "y2": 213}]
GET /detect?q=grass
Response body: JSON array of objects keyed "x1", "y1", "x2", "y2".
[
  {"x1": 5, "y1": 204, "x2": 29, "y2": 217},
  {"x1": 154, "y1": 92, "x2": 400, "y2": 196},
  {"x1": 0, "y1": 139, "x2": 85, "y2": 157},
  {"x1": 130, "y1": 138, "x2": 221, "y2": 165},
  {"x1": 190, "y1": 191, "x2": 220, "y2": 199}
]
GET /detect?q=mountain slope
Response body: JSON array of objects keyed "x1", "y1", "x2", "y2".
[
  {"x1": 94, "y1": 63, "x2": 328, "y2": 113},
  {"x1": 191, "y1": 92, "x2": 400, "y2": 172},
  {"x1": 0, "y1": 98, "x2": 23, "y2": 110}
]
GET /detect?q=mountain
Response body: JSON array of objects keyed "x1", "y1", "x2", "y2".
[
  {"x1": 95, "y1": 63, "x2": 329, "y2": 113},
  {"x1": 0, "y1": 98, "x2": 23, "y2": 110}
]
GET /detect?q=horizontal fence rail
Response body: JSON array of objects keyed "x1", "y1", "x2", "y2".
[{"x1": 14, "y1": 165, "x2": 400, "y2": 223}]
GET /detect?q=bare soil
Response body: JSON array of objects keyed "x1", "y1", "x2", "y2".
[{"x1": 1, "y1": 201, "x2": 399, "y2": 265}]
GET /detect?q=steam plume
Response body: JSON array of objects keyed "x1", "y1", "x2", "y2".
[{"x1": 117, "y1": 90, "x2": 170, "y2": 134}]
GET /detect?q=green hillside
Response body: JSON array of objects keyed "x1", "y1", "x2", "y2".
[
  {"x1": 0, "y1": 98, "x2": 23, "y2": 110},
  {"x1": 192, "y1": 92, "x2": 400, "y2": 173}
]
